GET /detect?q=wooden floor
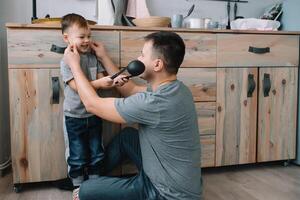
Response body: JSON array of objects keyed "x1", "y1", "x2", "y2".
[{"x1": 0, "y1": 163, "x2": 300, "y2": 200}]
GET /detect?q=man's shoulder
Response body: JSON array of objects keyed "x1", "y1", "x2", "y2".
[{"x1": 126, "y1": 91, "x2": 155, "y2": 104}]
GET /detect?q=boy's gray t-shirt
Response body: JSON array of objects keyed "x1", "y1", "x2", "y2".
[
  {"x1": 61, "y1": 53, "x2": 105, "y2": 118},
  {"x1": 115, "y1": 80, "x2": 202, "y2": 200}
]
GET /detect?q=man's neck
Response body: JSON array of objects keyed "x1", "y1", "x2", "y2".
[{"x1": 150, "y1": 74, "x2": 177, "y2": 91}]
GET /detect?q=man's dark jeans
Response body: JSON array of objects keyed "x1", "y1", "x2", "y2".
[
  {"x1": 79, "y1": 127, "x2": 166, "y2": 200},
  {"x1": 65, "y1": 115, "x2": 104, "y2": 178}
]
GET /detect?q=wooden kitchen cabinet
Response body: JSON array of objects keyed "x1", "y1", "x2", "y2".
[
  {"x1": 215, "y1": 33, "x2": 299, "y2": 166},
  {"x1": 6, "y1": 24, "x2": 300, "y2": 185},
  {"x1": 7, "y1": 27, "x2": 121, "y2": 185}
]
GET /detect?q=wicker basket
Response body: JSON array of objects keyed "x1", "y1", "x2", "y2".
[
  {"x1": 133, "y1": 16, "x2": 171, "y2": 27},
  {"x1": 32, "y1": 18, "x2": 97, "y2": 25}
]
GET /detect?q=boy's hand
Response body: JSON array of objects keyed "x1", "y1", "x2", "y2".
[
  {"x1": 90, "y1": 41, "x2": 108, "y2": 61},
  {"x1": 64, "y1": 44, "x2": 80, "y2": 69},
  {"x1": 98, "y1": 76, "x2": 114, "y2": 89},
  {"x1": 98, "y1": 75, "x2": 129, "y2": 89},
  {"x1": 113, "y1": 75, "x2": 129, "y2": 87}
]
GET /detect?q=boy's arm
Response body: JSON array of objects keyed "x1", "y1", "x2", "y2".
[
  {"x1": 67, "y1": 73, "x2": 111, "y2": 92},
  {"x1": 67, "y1": 78, "x2": 108, "y2": 92}
]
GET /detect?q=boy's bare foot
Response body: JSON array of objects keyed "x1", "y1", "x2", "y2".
[{"x1": 72, "y1": 188, "x2": 80, "y2": 200}]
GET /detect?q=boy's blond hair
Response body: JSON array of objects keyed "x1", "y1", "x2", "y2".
[{"x1": 61, "y1": 13, "x2": 88, "y2": 34}]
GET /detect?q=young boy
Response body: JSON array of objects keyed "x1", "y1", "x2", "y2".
[{"x1": 60, "y1": 13, "x2": 125, "y2": 189}]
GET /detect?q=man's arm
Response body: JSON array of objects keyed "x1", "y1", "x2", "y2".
[
  {"x1": 91, "y1": 41, "x2": 146, "y2": 97},
  {"x1": 64, "y1": 45, "x2": 126, "y2": 124}
]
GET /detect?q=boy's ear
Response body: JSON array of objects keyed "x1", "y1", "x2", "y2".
[{"x1": 63, "y1": 33, "x2": 69, "y2": 43}]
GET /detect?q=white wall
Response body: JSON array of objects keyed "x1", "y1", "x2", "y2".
[
  {"x1": 281, "y1": 0, "x2": 300, "y2": 31},
  {"x1": 36, "y1": 0, "x2": 97, "y2": 21},
  {"x1": 35, "y1": 0, "x2": 280, "y2": 22},
  {"x1": 0, "y1": 0, "x2": 31, "y2": 165}
]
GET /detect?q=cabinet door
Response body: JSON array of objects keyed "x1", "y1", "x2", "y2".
[
  {"x1": 9, "y1": 68, "x2": 67, "y2": 183},
  {"x1": 216, "y1": 68, "x2": 258, "y2": 166},
  {"x1": 257, "y1": 67, "x2": 298, "y2": 162}
]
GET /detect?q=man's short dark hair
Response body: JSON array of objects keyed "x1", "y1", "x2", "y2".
[
  {"x1": 61, "y1": 13, "x2": 88, "y2": 34},
  {"x1": 144, "y1": 31, "x2": 185, "y2": 74}
]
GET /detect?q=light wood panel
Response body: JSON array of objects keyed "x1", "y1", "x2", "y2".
[
  {"x1": 9, "y1": 68, "x2": 67, "y2": 183},
  {"x1": 177, "y1": 68, "x2": 216, "y2": 102},
  {"x1": 7, "y1": 29, "x2": 120, "y2": 68},
  {"x1": 201, "y1": 135, "x2": 215, "y2": 168},
  {"x1": 217, "y1": 34, "x2": 299, "y2": 67},
  {"x1": 195, "y1": 102, "x2": 216, "y2": 136},
  {"x1": 257, "y1": 67, "x2": 298, "y2": 162},
  {"x1": 121, "y1": 31, "x2": 216, "y2": 67},
  {"x1": 216, "y1": 68, "x2": 258, "y2": 166}
]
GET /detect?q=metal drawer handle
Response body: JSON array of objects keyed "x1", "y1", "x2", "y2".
[
  {"x1": 51, "y1": 77, "x2": 60, "y2": 104},
  {"x1": 263, "y1": 73, "x2": 271, "y2": 97},
  {"x1": 248, "y1": 46, "x2": 270, "y2": 54},
  {"x1": 247, "y1": 74, "x2": 256, "y2": 97},
  {"x1": 50, "y1": 44, "x2": 66, "y2": 54}
]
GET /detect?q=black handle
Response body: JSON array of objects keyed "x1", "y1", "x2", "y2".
[
  {"x1": 111, "y1": 68, "x2": 127, "y2": 79},
  {"x1": 247, "y1": 74, "x2": 256, "y2": 97},
  {"x1": 263, "y1": 73, "x2": 271, "y2": 97},
  {"x1": 50, "y1": 44, "x2": 67, "y2": 54},
  {"x1": 52, "y1": 77, "x2": 60, "y2": 104},
  {"x1": 248, "y1": 46, "x2": 270, "y2": 54}
]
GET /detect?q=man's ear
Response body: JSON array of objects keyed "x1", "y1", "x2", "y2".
[
  {"x1": 153, "y1": 59, "x2": 164, "y2": 72},
  {"x1": 63, "y1": 33, "x2": 69, "y2": 43}
]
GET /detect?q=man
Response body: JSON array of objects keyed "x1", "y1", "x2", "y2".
[{"x1": 64, "y1": 31, "x2": 202, "y2": 200}]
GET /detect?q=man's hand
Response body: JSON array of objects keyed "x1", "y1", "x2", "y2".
[
  {"x1": 63, "y1": 45, "x2": 80, "y2": 69},
  {"x1": 90, "y1": 41, "x2": 108, "y2": 61}
]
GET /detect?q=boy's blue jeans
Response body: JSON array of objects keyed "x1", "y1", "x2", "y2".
[
  {"x1": 65, "y1": 115, "x2": 105, "y2": 179},
  {"x1": 79, "y1": 127, "x2": 166, "y2": 200}
]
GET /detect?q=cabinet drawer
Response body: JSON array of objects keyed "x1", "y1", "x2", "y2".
[
  {"x1": 7, "y1": 29, "x2": 120, "y2": 68},
  {"x1": 121, "y1": 31, "x2": 216, "y2": 67},
  {"x1": 201, "y1": 135, "x2": 215, "y2": 168},
  {"x1": 177, "y1": 68, "x2": 216, "y2": 102},
  {"x1": 217, "y1": 34, "x2": 299, "y2": 67}
]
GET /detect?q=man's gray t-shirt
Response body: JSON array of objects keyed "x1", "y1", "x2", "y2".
[
  {"x1": 115, "y1": 80, "x2": 202, "y2": 200},
  {"x1": 60, "y1": 53, "x2": 105, "y2": 118}
]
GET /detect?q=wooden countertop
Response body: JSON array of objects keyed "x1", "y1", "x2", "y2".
[{"x1": 6, "y1": 23, "x2": 300, "y2": 35}]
